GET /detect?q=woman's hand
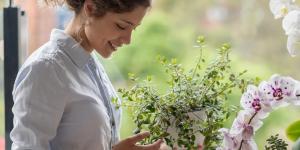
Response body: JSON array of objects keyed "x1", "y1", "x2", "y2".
[{"x1": 112, "y1": 132, "x2": 163, "y2": 150}]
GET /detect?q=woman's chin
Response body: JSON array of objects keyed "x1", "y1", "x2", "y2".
[{"x1": 97, "y1": 50, "x2": 112, "y2": 59}]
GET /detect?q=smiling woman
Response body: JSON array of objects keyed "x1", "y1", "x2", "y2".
[
  {"x1": 9, "y1": 0, "x2": 167, "y2": 150},
  {"x1": 65, "y1": 5, "x2": 147, "y2": 57},
  {"x1": 58, "y1": 0, "x2": 151, "y2": 58},
  {"x1": 41, "y1": 0, "x2": 151, "y2": 58}
]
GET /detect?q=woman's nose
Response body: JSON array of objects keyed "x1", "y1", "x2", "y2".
[{"x1": 120, "y1": 31, "x2": 132, "y2": 45}]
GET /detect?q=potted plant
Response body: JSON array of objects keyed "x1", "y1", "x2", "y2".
[{"x1": 112, "y1": 36, "x2": 258, "y2": 150}]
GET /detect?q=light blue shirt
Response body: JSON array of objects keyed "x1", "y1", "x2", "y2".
[{"x1": 10, "y1": 29, "x2": 122, "y2": 150}]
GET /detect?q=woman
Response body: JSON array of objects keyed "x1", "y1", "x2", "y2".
[{"x1": 10, "y1": 0, "x2": 204, "y2": 149}]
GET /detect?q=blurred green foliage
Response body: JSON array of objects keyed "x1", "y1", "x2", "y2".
[{"x1": 0, "y1": 0, "x2": 300, "y2": 149}]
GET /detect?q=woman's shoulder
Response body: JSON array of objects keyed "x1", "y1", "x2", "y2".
[
  {"x1": 14, "y1": 42, "x2": 68, "y2": 88},
  {"x1": 26, "y1": 41, "x2": 63, "y2": 64},
  {"x1": 21, "y1": 40, "x2": 76, "y2": 73}
]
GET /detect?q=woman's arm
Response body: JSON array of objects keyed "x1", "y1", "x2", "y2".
[{"x1": 11, "y1": 60, "x2": 67, "y2": 150}]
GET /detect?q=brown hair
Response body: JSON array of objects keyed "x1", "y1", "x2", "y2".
[
  {"x1": 40, "y1": 0, "x2": 153, "y2": 18},
  {"x1": 40, "y1": 0, "x2": 152, "y2": 44}
]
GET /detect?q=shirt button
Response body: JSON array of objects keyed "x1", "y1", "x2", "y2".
[{"x1": 112, "y1": 121, "x2": 115, "y2": 126}]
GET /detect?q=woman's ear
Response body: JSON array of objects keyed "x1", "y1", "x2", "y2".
[{"x1": 83, "y1": 0, "x2": 95, "y2": 17}]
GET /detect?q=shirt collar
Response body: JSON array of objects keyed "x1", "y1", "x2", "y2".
[{"x1": 50, "y1": 29, "x2": 92, "y2": 68}]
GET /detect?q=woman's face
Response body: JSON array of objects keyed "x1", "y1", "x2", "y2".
[{"x1": 84, "y1": 6, "x2": 148, "y2": 58}]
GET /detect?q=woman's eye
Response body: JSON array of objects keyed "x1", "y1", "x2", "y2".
[{"x1": 116, "y1": 24, "x2": 126, "y2": 30}]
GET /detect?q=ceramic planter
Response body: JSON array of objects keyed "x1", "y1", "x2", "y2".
[{"x1": 165, "y1": 110, "x2": 205, "y2": 150}]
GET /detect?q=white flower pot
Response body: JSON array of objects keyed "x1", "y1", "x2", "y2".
[{"x1": 165, "y1": 110, "x2": 205, "y2": 150}]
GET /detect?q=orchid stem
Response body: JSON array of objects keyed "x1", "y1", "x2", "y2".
[{"x1": 238, "y1": 112, "x2": 258, "y2": 150}]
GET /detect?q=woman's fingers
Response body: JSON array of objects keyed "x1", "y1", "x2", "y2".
[
  {"x1": 159, "y1": 143, "x2": 172, "y2": 150},
  {"x1": 127, "y1": 132, "x2": 150, "y2": 145},
  {"x1": 196, "y1": 145, "x2": 205, "y2": 150},
  {"x1": 134, "y1": 138, "x2": 163, "y2": 150}
]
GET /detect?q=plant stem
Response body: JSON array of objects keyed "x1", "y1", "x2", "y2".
[
  {"x1": 196, "y1": 51, "x2": 229, "y2": 104},
  {"x1": 183, "y1": 42, "x2": 203, "y2": 100},
  {"x1": 190, "y1": 111, "x2": 205, "y2": 122},
  {"x1": 238, "y1": 112, "x2": 258, "y2": 150},
  {"x1": 191, "y1": 44, "x2": 203, "y2": 80},
  {"x1": 208, "y1": 116, "x2": 221, "y2": 147}
]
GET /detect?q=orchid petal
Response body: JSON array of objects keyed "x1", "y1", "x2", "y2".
[
  {"x1": 291, "y1": 78, "x2": 300, "y2": 105},
  {"x1": 263, "y1": 74, "x2": 297, "y2": 108},
  {"x1": 241, "y1": 139, "x2": 258, "y2": 150},
  {"x1": 270, "y1": 0, "x2": 299, "y2": 19},
  {"x1": 290, "y1": 98, "x2": 300, "y2": 105},
  {"x1": 282, "y1": 10, "x2": 300, "y2": 35},
  {"x1": 230, "y1": 110, "x2": 262, "y2": 135},
  {"x1": 241, "y1": 86, "x2": 272, "y2": 118},
  {"x1": 242, "y1": 125, "x2": 254, "y2": 140},
  {"x1": 219, "y1": 128, "x2": 242, "y2": 150},
  {"x1": 291, "y1": 79, "x2": 300, "y2": 105},
  {"x1": 268, "y1": 74, "x2": 282, "y2": 88},
  {"x1": 287, "y1": 29, "x2": 300, "y2": 57},
  {"x1": 240, "y1": 91, "x2": 257, "y2": 113},
  {"x1": 279, "y1": 77, "x2": 295, "y2": 98}
]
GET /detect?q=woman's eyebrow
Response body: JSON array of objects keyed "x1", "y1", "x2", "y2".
[{"x1": 120, "y1": 19, "x2": 141, "y2": 26}]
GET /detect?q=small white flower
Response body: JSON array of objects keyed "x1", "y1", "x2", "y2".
[
  {"x1": 282, "y1": 10, "x2": 300, "y2": 35},
  {"x1": 287, "y1": 29, "x2": 300, "y2": 57},
  {"x1": 270, "y1": 0, "x2": 299, "y2": 19}
]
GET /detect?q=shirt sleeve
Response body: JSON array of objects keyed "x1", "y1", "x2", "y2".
[{"x1": 10, "y1": 60, "x2": 67, "y2": 150}]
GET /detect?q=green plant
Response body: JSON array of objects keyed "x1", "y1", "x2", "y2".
[
  {"x1": 265, "y1": 134, "x2": 288, "y2": 150},
  {"x1": 113, "y1": 36, "x2": 259, "y2": 150}
]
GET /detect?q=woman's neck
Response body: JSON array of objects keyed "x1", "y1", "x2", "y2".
[{"x1": 64, "y1": 17, "x2": 94, "y2": 54}]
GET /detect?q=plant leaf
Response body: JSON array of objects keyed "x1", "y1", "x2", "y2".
[
  {"x1": 133, "y1": 128, "x2": 141, "y2": 134},
  {"x1": 160, "y1": 132, "x2": 170, "y2": 138},
  {"x1": 204, "y1": 135, "x2": 211, "y2": 146},
  {"x1": 192, "y1": 135, "x2": 196, "y2": 141},
  {"x1": 286, "y1": 120, "x2": 300, "y2": 142}
]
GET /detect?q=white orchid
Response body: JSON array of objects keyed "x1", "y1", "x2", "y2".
[
  {"x1": 230, "y1": 110, "x2": 263, "y2": 135},
  {"x1": 218, "y1": 73, "x2": 300, "y2": 150},
  {"x1": 282, "y1": 10, "x2": 300, "y2": 35},
  {"x1": 240, "y1": 85, "x2": 272, "y2": 119},
  {"x1": 259, "y1": 74, "x2": 297, "y2": 108},
  {"x1": 218, "y1": 128, "x2": 242, "y2": 150},
  {"x1": 218, "y1": 127, "x2": 258, "y2": 150},
  {"x1": 287, "y1": 29, "x2": 300, "y2": 57},
  {"x1": 270, "y1": 0, "x2": 299, "y2": 19}
]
